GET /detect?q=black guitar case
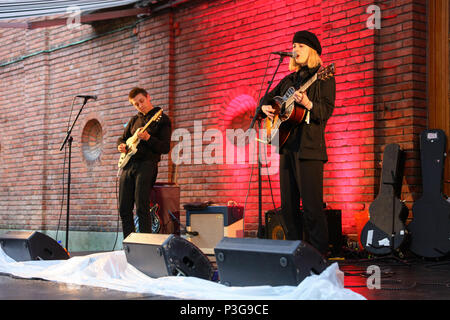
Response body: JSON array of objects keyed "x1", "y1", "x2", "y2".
[
  {"x1": 408, "y1": 129, "x2": 450, "y2": 258},
  {"x1": 360, "y1": 143, "x2": 409, "y2": 255}
]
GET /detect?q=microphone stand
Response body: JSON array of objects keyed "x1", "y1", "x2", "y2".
[
  {"x1": 248, "y1": 55, "x2": 285, "y2": 239},
  {"x1": 59, "y1": 97, "x2": 90, "y2": 252}
]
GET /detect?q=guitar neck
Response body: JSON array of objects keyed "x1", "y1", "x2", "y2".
[
  {"x1": 141, "y1": 109, "x2": 162, "y2": 131},
  {"x1": 299, "y1": 73, "x2": 318, "y2": 92},
  {"x1": 286, "y1": 73, "x2": 318, "y2": 106}
]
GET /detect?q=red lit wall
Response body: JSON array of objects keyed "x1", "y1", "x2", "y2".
[{"x1": 0, "y1": 0, "x2": 427, "y2": 237}]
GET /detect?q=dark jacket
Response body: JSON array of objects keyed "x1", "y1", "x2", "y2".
[
  {"x1": 260, "y1": 65, "x2": 335, "y2": 162},
  {"x1": 117, "y1": 107, "x2": 171, "y2": 162}
]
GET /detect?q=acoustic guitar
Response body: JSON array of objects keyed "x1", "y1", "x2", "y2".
[
  {"x1": 262, "y1": 63, "x2": 335, "y2": 147},
  {"x1": 360, "y1": 144, "x2": 409, "y2": 255},
  {"x1": 408, "y1": 129, "x2": 450, "y2": 258}
]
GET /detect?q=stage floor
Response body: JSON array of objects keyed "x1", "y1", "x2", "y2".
[
  {"x1": 0, "y1": 251, "x2": 448, "y2": 300},
  {"x1": 339, "y1": 256, "x2": 450, "y2": 300}
]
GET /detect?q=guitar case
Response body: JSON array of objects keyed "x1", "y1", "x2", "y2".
[
  {"x1": 360, "y1": 143, "x2": 409, "y2": 255},
  {"x1": 408, "y1": 129, "x2": 450, "y2": 258}
]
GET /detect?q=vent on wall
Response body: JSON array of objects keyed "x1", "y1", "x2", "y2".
[{"x1": 81, "y1": 119, "x2": 103, "y2": 163}]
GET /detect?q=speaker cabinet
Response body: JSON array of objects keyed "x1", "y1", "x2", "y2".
[
  {"x1": 214, "y1": 237, "x2": 327, "y2": 286},
  {"x1": 123, "y1": 233, "x2": 214, "y2": 280},
  {"x1": 265, "y1": 207, "x2": 343, "y2": 254},
  {"x1": 0, "y1": 231, "x2": 69, "y2": 262},
  {"x1": 186, "y1": 206, "x2": 244, "y2": 255},
  {"x1": 150, "y1": 183, "x2": 180, "y2": 235},
  {"x1": 265, "y1": 208, "x2": 286, "y2": 240}
]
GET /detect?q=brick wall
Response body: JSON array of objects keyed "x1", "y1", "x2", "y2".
[{"x1": 0, "y1": 0, "x2": 427, "y2": 238}]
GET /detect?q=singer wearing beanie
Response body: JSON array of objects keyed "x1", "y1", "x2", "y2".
[{"x1": 260, "y1": 30, "x2": 336, "y2": 256}]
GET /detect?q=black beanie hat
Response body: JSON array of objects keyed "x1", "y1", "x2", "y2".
[{"x1": 293, "y1": 31, "x2": 322, "y2": 55}]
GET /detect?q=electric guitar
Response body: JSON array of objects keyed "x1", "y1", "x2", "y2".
[
  {"x1": 263, "y1": 63, "x2": 335, "y2": 147},
  {"x1": 117, "y1": 109, "x2": 163, "y2": 169},
  {"x1": 134, "y1": 202, "x2": 161, "y2": 233}
]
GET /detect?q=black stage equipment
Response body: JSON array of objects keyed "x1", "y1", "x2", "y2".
[
  {"x1": 214, "y1": 237, "x2": 327, "y2": 286},
  {"x1": 123, "y1": 233, "x2": 214, "y2": 280},
  {"x1": 0, "y1": 231, "x2": 69, "y2": 261},
  {"x1": 360, "y1": 143, "x2": 409, "y2": 257},
  {"x1": 265, "y1": 206, "x2": 343, "y2": 255},
  {"x1": 408, "y1": 129, "x2": 450, "y2": 258}
]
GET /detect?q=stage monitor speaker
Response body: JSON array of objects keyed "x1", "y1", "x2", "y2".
[
  {"x1": 265, "y1": 207, "x2": 343, "y2": 254},
  {"x1": 186, "y1": 205, "x2": 244, "y2": 255},
  {"x1": 123, "y1": 233, "x2": 214, "y2": 280},
  {"x1": 0, "y1": 231, "x2": 69, "y2": 262},
  {"x1": 214, "y1": 237, "x2": 327, "y2": 287}
]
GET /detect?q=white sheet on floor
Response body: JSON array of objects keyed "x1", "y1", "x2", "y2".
[{"x1": 0, "y1": 248, "x2": 365, "y2": 300}]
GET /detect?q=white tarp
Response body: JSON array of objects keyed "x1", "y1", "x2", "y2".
[{"x1": 0, "y1": 248, "x2": 365, "y2": 300}]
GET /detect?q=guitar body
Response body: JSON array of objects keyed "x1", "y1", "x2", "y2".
[
  {"x1": 134, "y1": 203, "x2": 161, "y2": 234},
  {"x1": 360, "y1": 144, "x2": 409, "y2": 255},
  {"x1": 118, "y1": 109, "x2": 163, "y2": 169},
  {"x1": 408, "y1": 129, "x2": 450, "y2": 258},
  {"x1": 262, "y1": 63, "x2": 335, "y2": 147},
  {"x1": 118, "y1": 134, "x2": 140, "y2": 169},
  {"x1": 265, "y1": 88, "x2": 307, "y2": 147}
]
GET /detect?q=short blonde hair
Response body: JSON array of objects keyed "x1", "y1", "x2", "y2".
[{"x1": 289, "y1": 46, "x2": 322, "y2": 71}]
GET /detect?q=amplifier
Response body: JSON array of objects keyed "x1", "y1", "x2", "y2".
[
  {"x1": 265, "y1": 207, "x2": 343, "y2": 254},
  {"x1": 186, "y1": 205, "x2": 244, "y2": 255},
  {"x1": 150, "y1": 183, "x2": 180, "y2": 234}
]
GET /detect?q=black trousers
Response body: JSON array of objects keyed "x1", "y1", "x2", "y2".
[
  {"x1": 279, "y1": 152, "x2": 329, "y2": 254},
  {"x1": 119, "y1": 159, "x2": 158, "y2": 239}
]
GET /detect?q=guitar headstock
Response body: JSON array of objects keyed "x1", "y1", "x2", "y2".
[
  {"x1": 317, "y1": 63, "x2": 335, "y2": 80},
  {"x1": 153, "y1": 109, "x2": 163, "y2": 122}
]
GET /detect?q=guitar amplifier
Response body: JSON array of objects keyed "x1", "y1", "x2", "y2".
[{"x1": 186, "y1": 205, "x2": 244, "y2": 255}]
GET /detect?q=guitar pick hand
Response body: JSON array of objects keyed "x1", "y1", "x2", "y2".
[
  {"x1": 118, "y1": 143, "x2": 127, "y2": 153},
  {"x1": 261, "y1": 105, "x2": 276, "y2": 120}
]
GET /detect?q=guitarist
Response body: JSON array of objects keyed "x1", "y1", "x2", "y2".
[
  {"x1": 260, "y1": 31, "x2": 336, "y2": 255},
  {"x1": 117, "y1": 87, "x2": 171, "y2": 238}
]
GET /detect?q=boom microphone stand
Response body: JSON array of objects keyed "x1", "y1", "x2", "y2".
[
  {"x1": 59, "y1": 96, "x2": 91, "y2": 252},
  {"x1": 248, "y1": 54, "x2": 286, "y2": 238}
]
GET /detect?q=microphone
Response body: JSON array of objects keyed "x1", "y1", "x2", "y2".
[
  {"x1": 76, "y1": 95, "x2": 97, "y2": 100},
  {"x1": 271, "y1": 51, "x2": 298, "y2": 58}
]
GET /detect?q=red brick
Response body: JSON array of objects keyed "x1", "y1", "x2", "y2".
[{"x1": 0, "y1": 0, "x2": 427, "y2": 237}]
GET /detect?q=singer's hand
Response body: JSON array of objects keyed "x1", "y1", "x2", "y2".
[
  {"x1": 293, "y1": 91, "x2": 312, "y2": 110},
  {"x1": 261, "y1": 105, "x2": 276, "y2": 120}
]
